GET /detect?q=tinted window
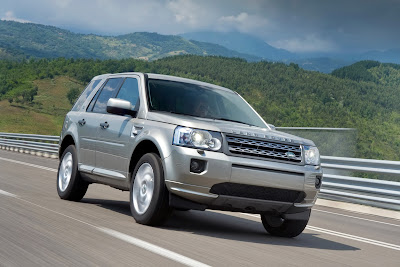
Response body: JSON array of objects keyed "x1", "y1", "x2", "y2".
[
  {"x1": 87, "y1": 86, "x2": 102, "y2": 112},
  {"x1": 116, "y1": 78, "x2": 140, "y2": 110},
  {"x1": 147, "y1": 79, "x2": 266, "y2": 128},
  {"x1": 72, "y1": 79, "x2": 101, "y2": 111},
  {"x1": 92, "y1": 78, "x2": 123, "y2": 113}
]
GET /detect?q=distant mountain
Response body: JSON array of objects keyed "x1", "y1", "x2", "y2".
[
  {"x1": 181, "y1": 31, "x2": 400, "y2": 73},
  {"x1": 0, "y1": 20, "x2": 260, "y2": 61},
  {"x1": 358, "y1": 49, "x2": 400, "y2": 64},
  {"x1": 180, "y1": 31, "x2": 358, "y2": 72},
  {"x1": 293, "y1": 57, "x2": 354, "y2": 73},
  {"x1": 180, "y1": 31, "x2": 293, "y2": 61},
  {"x1": 2, "y1": 20, "x2": 400, "y2": 74}
]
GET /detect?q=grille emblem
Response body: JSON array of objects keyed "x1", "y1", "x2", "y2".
[{"x1": 286, "y1": 152, "x2": 296, "y2": 159}]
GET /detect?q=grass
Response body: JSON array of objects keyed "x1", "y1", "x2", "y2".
[
  {"x1": 0, "y1": 76, "x2": 84, "y2": 135},
  {"x1": 0, "y1": 101, "x2": 61, "y2": 135}
]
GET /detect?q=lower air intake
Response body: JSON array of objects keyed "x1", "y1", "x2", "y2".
[{"x1": 210, "y1": 183, "x2": 305, "y2": 203}]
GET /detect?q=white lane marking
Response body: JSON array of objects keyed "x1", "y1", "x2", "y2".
[
  {"x1": 313, "y1": 209, "x2": 400, "y2": 228},
  {"x1": 307, "y1": 226, "x2": 400, "y2": 251},
  {"x1": 0, "y1": 188, "x2": 209, "y2": 267},
  {"x1": 240, "y1": 213, "x2": 259, "y2": 218},
  {"x1": 0, "y1": 156, "x2": 57, "y2": 172},
  {"x1": 240, "y1": 213, "x2": 400, "y2": 251},
  {"x1": 0, "y1": 189, "x2": 17, "y2": 198},
  {"x1": 1, "y1": 155, "x2": 398, "y2": 227},
  {"x1": 2, "y1": 156, "x2": 399, "y2": 253},
  {"x1": 97, "y1": 227, "x2": 210, "y2": 267}
]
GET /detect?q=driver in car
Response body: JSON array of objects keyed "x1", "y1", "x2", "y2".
[{"x1": 193, "y1": 96, "x2": 210, "y2": 117}]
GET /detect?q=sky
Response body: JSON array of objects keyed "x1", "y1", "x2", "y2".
[{"x1": 1, "y1": 0, "x2": 399, "y2": 53}]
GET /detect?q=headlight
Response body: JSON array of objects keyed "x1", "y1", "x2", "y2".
[
  {"x1": 173, "y1": 126, "x2": 222, "y2": 151},
  {"x1": 303, "y1": 146, "x2": 320, "y2": 165}
]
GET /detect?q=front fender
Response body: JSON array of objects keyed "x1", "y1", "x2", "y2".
[{"x1": 133, "y1": 122, "x2": 176, "y2": 160}]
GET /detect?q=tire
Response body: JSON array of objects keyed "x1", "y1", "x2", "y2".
[
  {"x1": 57, "y1": 145, "x2": 88, "y2": 201},
  {"x1": 130, "y1": 153, "x2": 171, "y2": 226},
  {"x1": 261, "y1": 213, "x2": 310, "y2": 238}
]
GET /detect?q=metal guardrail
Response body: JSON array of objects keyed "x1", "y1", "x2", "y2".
[
  {"x1": 320, "y1": 156, "x2": 400, "y2": 211},
  {"x1": 0, "y1": 132, "x2": 59, "y2": 158},
  {"x1": 0, "y1": 132, "x2": 399, "y2": 210}
]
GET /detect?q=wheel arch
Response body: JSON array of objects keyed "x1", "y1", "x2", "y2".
[
  {"x1": 59, "y1": 135, "x2": 76, "y2": 159},
  {"x1": 128, "y1": 139, "x2": 162, "y2": 181}
]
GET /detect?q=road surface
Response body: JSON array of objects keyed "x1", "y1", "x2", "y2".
[{"x1": 0, "y1": 149, "x2": 399, "y2": 266}]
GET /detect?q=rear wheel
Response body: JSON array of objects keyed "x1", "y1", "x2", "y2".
[
  {"x1": 261, "y1": 213, "x2": 310, "y2": 238},
  {"x1": 130, "y1": 153, "x2": 171, "y2": 226},
  {"x1": 57, "y1": 145, "x2": 88, "y2": 201}
]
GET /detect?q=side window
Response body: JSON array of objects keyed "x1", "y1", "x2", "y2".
[
  {"x1": 91, "y1": 78, "x2": 123, "y2": 113},
  {"x1": 72, "y1": 79, "x2": 101, "y2": 111},
  {"x1": 116, "y1": 78, "x2": 140, "y2": 110},
  {"x1": 86, "y1": 86, "x2": 102, "y2": 112}
]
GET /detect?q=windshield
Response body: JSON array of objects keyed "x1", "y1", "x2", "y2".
[{"x1": 147, "y1": 79, "x2": 267, "y2": 128}]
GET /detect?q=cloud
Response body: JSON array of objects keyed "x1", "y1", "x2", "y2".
[
  {"x1": 0, "y1": 0, "x2": 399, "y2": 53},
  {"x1": 166, "y1": 1, "x2": 270, "y2": 36},
  {"x1": 1, "y1": 11, "x2": 31, "y2": 23},
  {"x1": 1, "y1": 0, "x2": 178, "y2": 35},
  {"x1": 167, "y1": 0, "x2": 210, "y2": 27},
  {"x1": 271, "y1": 35, "x2": 338, "y2": 53},
  {"x1": 218, "y1": 12, "x2": 268, "y2": 32}
]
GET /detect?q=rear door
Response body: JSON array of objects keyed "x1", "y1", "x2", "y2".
[
  {"x1": 79, "y1": 77, "x2": 124, "y2": 173},
  {"x1": 94, "y1": 76, "x2": 142, "y2": 180},
  {"x1": 75, "y1": 79, "x2": 104, "y2": 172}
]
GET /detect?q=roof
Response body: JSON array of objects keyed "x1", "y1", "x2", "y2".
[{"x1": 92, "y1": 72, "x2": 234, "y2": 93}]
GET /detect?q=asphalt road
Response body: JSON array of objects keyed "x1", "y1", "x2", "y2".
[{"x1": 0, "y1": 149, "x2": 399, "y2": 266}]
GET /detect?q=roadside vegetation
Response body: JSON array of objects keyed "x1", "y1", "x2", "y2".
[{"x1": 0, "y1": 56, "x2": 399, "y2": 161}]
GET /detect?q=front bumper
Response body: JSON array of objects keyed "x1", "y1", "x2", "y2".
[{"x1": 164, "y1": 146, "x2": 322, "y2": 214}]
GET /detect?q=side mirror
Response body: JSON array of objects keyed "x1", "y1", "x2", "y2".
[
  {"x1": 106, "y1": 98, "x2": 136, "y2": 116},
  {"x1": 268, "y1": 124, "x2": 276, "y2": 130}
]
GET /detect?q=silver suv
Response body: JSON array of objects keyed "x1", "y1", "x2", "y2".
[{"x1": 57, "y1": 72, "x2": 322, "y2": 237}]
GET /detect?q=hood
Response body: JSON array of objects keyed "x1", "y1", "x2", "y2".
[{"x1": 146, "y1": 111, "x2": 315, "y2": 146}]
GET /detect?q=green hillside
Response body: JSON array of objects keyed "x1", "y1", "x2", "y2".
[
  {"x1": 332, "y1": 60, "x2": 400, "y2": 85},
  {"x1": 0, "y1": 20, "x2": 259, "y2": 61},
  {"x1": 0, "y1": 56, "x2": 399, "y2": 161}
]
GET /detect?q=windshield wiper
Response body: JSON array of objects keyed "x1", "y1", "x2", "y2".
[
  {"x1": 154, "y1": 110, "x2": 194, "y2": 117},
  {"x1": 211, "y1": 117, "x2": 253, "y2": 126}
]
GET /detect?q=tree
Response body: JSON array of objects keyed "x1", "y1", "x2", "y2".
[{"x1": 67, "y1": 87, "x2": 80, "y2": 105}]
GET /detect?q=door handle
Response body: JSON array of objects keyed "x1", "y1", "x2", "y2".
[
  {"x1": 78, "y1": 119, "x2": 86, "y2": 126},
  {"x1": 100, "y1": 122, "x2": 109, "y2": 129}
]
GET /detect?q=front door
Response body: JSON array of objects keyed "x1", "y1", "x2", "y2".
[{"x1": 94, "y1": 77, "x2": 142, "y2": 180}]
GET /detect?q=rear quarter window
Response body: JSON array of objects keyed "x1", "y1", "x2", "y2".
[{"x1": 71, "y1": 79, "x2": 102, "y2": 111}]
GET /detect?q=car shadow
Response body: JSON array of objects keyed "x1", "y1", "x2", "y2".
[
  {"x1": 82, "y1": 198, "x2": 132, "y2": 216},
  {"x1": 81, "y1": 198, "x2": 359, "y2": 251}
]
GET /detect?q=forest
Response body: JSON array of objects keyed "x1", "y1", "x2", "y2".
[{"x1": 0, "y1": 56, "x2": 399, "y2": 161}]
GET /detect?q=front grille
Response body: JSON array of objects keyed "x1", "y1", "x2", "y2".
[
  {"x1": 210, "y1": 183, "x2": 305, "y2": 203},
  {"x1": 226, "y1": 135, "x2": 302, "y2": 163}
]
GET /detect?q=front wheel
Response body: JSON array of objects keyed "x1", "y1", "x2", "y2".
[
  {"x1": 130, "y1": 153, "x2": 171, "y2": 226},
  {"x1": 261, "y1": 213, "x2": 310, "y2": 238},
  {"x1": 57, "y1": 145, "x2": 88, "y2": 201}
]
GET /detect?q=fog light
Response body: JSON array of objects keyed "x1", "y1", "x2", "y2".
[
  {"x1": 315, "y1": 175, "x2": 322, "y2": 189},
  {"x1": 190, "y1": 159, "x2": 206, "y2": 174}
]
